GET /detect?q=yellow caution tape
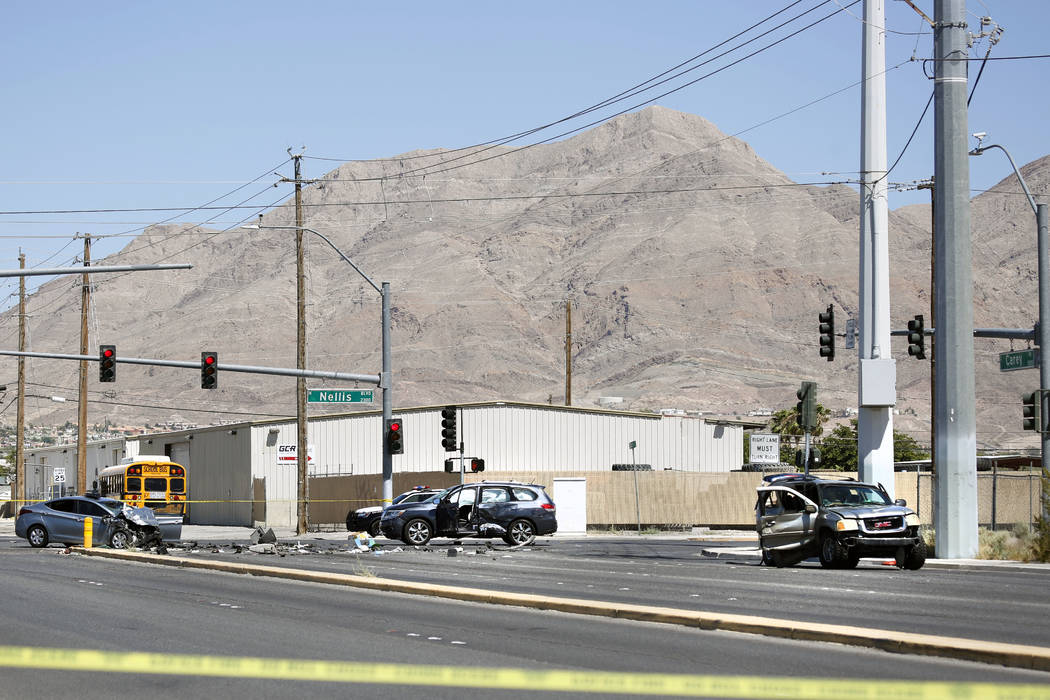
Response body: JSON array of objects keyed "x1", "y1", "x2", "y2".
[{"x1": 0, "y1": 646, "x2": 1048, "y2": 698}]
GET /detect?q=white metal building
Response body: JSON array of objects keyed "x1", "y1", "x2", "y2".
[{"x1": 17, "y1": 401, "x2": 746, "y2": 528}]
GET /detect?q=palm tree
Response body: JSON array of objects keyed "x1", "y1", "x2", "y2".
[{"x1": 767, "y1": 403, "x2": 832, "y2": 439}]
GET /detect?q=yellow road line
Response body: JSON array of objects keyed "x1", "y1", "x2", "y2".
[{"x1": 1, "y1": 646, "x2": 1047, "y2": 697}]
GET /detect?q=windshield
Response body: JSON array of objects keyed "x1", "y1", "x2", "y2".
[{"x1": 819, "y1": 484, "x2": 891, "y2": 507}]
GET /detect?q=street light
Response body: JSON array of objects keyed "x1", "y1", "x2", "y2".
[
  {"x1": 970, "y1": 136, "x2": 1049, "y2": 511},
  {"x1": 242, "y1": 223, "x2": 393, "y2": 530}
]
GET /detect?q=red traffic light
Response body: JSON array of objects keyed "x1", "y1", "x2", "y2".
[
  {"x1": 389, "y1": 421, "x2": 401, "y2": 432},
  {"x1": 203, "y1": 354, "x2": 216, "y2": 365},
  {"x1": 102, "y1": 348, "x2": 114, "y2": 359}
]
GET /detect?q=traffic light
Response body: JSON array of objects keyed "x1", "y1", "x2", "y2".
[
  {"x1": 818, "y1": 305, "x2": 835, "y2": 361},
  {"x1": 444, "y1": 459, "x2": 455, "y2": 473},
  {"x1": 796, "y1": 381, "x2": 817, "y2": 432},
  {"x1": 907, "y1": 315, "x2": 926, "y2": 360},
  {"x1": 470, "y1": 458, "x2": 485, "y2": 473},
  {"x1": 441, "y1": 405, "x2": 458, "y2": 452},
  {"x1": 1022, "y1": 391, "x2": 1041, "y2": 432},
  {"x1": 99, "y1": 345, "x2": 116, "y2": 382},
  {"x1": 200, "y1": 351, "x2": 218, "y2": 389},
  {"x1": 386, "y1": 418, "x2": 404, "y2": 455}
]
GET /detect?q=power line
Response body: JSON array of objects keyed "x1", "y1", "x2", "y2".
[
  {"x1": 0, "y1": 180, "x2": 848, "y2": 216},
  {"x1": 304, "y1": 1, "x2": 826, "y2": 167}
]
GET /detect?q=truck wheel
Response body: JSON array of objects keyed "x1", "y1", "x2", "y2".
[
  {"x1": 903, "y1": 538, "x2": 927, "y2": 570},
  {"x1": 819, "y1": 533, "x2": 848, "y2": 569}
]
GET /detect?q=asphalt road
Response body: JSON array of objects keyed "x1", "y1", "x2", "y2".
[
  {"x1": 90, "y1": 533, "x2": 1050, "y2": 649},
  {"x1": 2, "y1": 547, "x2": 1048, "y2": 699}
]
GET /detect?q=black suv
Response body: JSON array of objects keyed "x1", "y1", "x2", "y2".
[
  {"x1": 755, "y1": 473, "x2": 926, "y2": 569},
  {"x1": 345, "y1": 486, "x2": 442, "y2": 536},
  {"x1": 379, "y1": 481, "x2": 558, "y2": 546}
]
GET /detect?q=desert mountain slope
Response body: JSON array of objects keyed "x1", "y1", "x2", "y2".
[{"x1": 3, "y1": 107, "x2": 1046, "y2": 451}]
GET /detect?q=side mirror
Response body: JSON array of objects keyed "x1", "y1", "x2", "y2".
[
  {"x1": 805, "y1": 503, "x2": 817, "y2": 514},
  {"x1": 894, "y1": 498, "x2": 907, "y2": 507}
]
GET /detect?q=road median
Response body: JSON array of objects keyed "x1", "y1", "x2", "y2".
[{"x1": 77, "y1": 546, "x2": 1050, "y2": 673}]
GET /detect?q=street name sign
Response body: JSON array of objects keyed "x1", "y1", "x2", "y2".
[
  {"x1": 999, "y1": 349, "x2": 1039, "y2": 372},
  {"x1": 307, "y1": 389, "x2": 374, "y2": 404}
]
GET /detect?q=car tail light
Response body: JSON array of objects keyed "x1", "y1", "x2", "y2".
[
  {"x1": 18, "y1": 507, "x2": 31, "y2": 517},
  {"x1": 541, "y1": 503, "x2": 555, "y2": 510}
]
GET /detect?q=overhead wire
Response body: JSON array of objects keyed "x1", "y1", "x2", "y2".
[
  {"x1": 338, "y1": 1, "x2": 864, "y2": 183},
  {"x1": 303, "y1": 1, "x2": 821, "y2": 167}
]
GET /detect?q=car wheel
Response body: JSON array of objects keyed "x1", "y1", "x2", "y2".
[
  {"x1": 903, "y1": 537, "x2": 927, "y2": 570},
  {"x1": 366, "y1": 518, "x2": 382, "y2": 538},
  {"x1": 819, "y1": 532, "x2": 848, "y2": 569},
  {"x1": 844, "y1": 551, "x2": 861, "y2": 569},
  {"x1": 761, "y1": 548, "x2": 776, "y2": 566},
  {"x1": 402, "y1": 519, "x2": 432, "y2": 546},
  {"x1": 109, "y1": 528, "x2": 132, "y2": 550},
  {"x1": 26, "y1": 525, "x2": 49, "y2": 548},
  {"x1": 503, "y1": 519, "x2": 536, "y2": 547}
]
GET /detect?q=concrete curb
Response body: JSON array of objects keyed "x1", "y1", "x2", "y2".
[{"x1": 77, "y1": 546, "x2": 1050, "y2": 672}]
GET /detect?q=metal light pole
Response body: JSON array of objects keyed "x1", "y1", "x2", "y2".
[
  {"x1": 244, "y1": 224, "x2": 394, "y2": 514},
  {"x1": 970, "y1": 140, "x2": 1049, "y2": 515}
]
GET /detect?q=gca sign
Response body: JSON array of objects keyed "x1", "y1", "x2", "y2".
[{"x1": 276, "y1": 444, "x2": 314, "y2": 465}]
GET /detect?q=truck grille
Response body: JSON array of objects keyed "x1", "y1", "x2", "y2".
[{"x1": 861, "y1": 515, "x2": 904, "y2": 533}]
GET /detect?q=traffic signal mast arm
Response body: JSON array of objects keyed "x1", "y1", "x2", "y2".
[{"x1": 0, "y1": 350, "x2": 382, "y2": 384}]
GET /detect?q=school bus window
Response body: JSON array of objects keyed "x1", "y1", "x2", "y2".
[
  {"x1": 127, "y1": 477, "x2": 141, "y2": 492},
  {"x1": 144, "y1": 477, "x2": 167, "y2": 492},
  {"x1": 170, "y1": 478, "x2": 185, "y2": 492}
]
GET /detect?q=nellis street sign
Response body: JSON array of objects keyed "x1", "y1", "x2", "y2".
[
  {"x1": 307, "y1": 389, "x2": 374, "y2": 404},
  {"x1": 999, "y1": 348, "x2": 1039, "y2": 372}
]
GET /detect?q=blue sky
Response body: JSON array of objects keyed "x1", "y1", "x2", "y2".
[{"x1": 1, "y1": 1, "x2": 1046, "y2": 303}]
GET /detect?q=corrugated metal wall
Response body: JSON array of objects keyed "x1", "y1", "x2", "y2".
[
  {"x1": 250, "y1": 423, "x2": 299, "y2": 528},
  {"x1": 20, "y1": 404, "x2": 743, "y2": 528},
  {"x1": 302, "y1": 405, "x2": 742, "y2": 475},
  {"x1": 23, "y1": 439, "x2": 128, "y2": 500}
]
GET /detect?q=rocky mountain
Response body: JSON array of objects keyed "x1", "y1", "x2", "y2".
[{"x1": 2, "y1": 106, "x2": 1046, "y2": 451}]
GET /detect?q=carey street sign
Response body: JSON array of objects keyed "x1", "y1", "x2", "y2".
[
  {"x1": 307, "y1": 389, "x2": 374, "y2": 404},
  {"x1": 999, "y1": 348, "x2": 1039, "y2": 372}
]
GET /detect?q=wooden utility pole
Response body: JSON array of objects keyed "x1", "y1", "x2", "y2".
[
  {"x1": 564, "y1": 300, "x2": 572, "y2": 406},
  {"x1": 77, "y1": 235, "x2": 90, "y2": 494},
  {"x1": 293, "y1": 153, "x2": 308, "y2": 535},
  {"x1": 15, "y1": 253, "x2": 26, "y2": 506}
]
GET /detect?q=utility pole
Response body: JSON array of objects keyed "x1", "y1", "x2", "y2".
[
  {"x1": 933, "y1": 0, "x2": 977, "y2": 558},
  {"x1": 565, "y1": 300, "x2": 572, "y2": 406},
  {"x1": 293, "y1": 151, "x2": 309, "y2": 535},
  {"x1": 858, "y1": 0, "x2": 896, "y2": 495},
  {"x1": 15, "y1": 253, "x2": 26, "y2": 506},
  {"x1": 77, "y1": 234, "x2": 90, "y2": 494}
]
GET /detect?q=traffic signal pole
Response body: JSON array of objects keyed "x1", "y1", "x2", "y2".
[
  {"x1": 857, "y1": 0, "x2": 896, "y2": 496},
  {"x1": 932, "y1": 0, "x2": 978, "y2": 558}
]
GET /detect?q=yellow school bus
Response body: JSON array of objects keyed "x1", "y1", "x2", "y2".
[{"x1": 98, "y1": 457, "x2": 188, "y2": 520}]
